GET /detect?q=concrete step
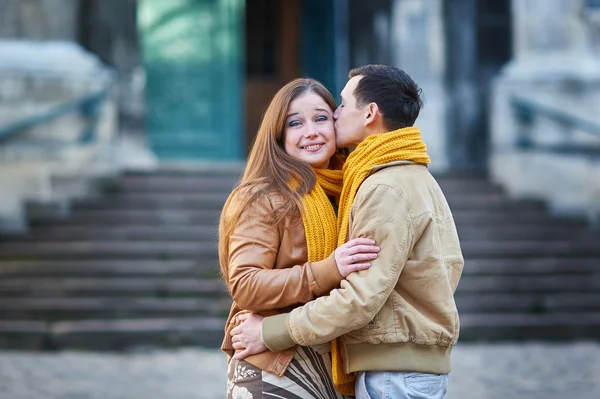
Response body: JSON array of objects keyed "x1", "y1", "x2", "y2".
[
  {"x1": 0, "y1": 241, "x2": 219, "y2": 260},
  {"x1": 0, "y1": 297, "x2": 232, "y2": 320},
  {"x1": 456, "y1": 225, "x2": 590, "y2": 241},
  {"x1": 118, "y1": 172, "x2": 498, "y2": 195},
  {"x1": 28, "y1": 209, "x2": 575, "y2": 228},
  {"x1": 459, "y1": 313, "x2": 600, "y2": 341},
  {"x1": 3, "y1": 239, "x2": 597, "y2": 260},
  {"x1": 73, "y1": 193, "x2": 229, "y2": 211},
  {"x1": 2, "y1": 239, "x2": 598, "y2": 264},
  {"x1": 460, "y1": 240, "x2": 600, "y2": 258},
  {"x1": 445, "y1": 196, "x2": 545, "y2": 211},
  {"x1": 6, "y1": 224, "x2": 592, "y2": 244},
  {"x1": 458, "y1": 274, "x2": 600, "y2": 293},
  {"x1": 462, "y1": 257, "x2": 600, "y2": 275},
  {"x1": 452, "y1": 209, "x2": 580, "y2": 226},
  {"x1": 30, "y1": 209, "x2": 220, "y2": 226},
  {"x1": 72, "y1": 193, "x2": 539, "y2": 212},
  {"x1": 0, "y1": 317, "x2": 226, "y2": 350},
  {"x1": 455, "y1": 293, "x2": 600, "y2": 313},
  {"x1": 117, "y1": 175, "x2": 239, "y2": 194},
  {"x1": 0, "y1": 277, "x2": 226, "y2": 298},
  {"x1": 0, "y1": 260, "x2": 220, "y2": 278},
  {"x1": 3, "y1": 225, "x2": 219, "y2": 242}
]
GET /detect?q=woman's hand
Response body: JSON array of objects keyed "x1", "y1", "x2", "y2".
[{"x1": 334, "y1": 237, "x2": 380, "y2": 278}]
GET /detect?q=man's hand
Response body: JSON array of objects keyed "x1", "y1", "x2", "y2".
[{"x1": 230, "y1": 313, "x2": 267, "y2": 360}]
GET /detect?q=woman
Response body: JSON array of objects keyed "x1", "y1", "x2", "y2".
[{"x1": 219, "y1": 78, "x2": 379, "y2": 399}]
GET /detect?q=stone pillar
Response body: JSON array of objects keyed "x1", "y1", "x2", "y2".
[
  {"x1": 390, "y1": 0, "x2": 448, "y2": 172},
  {"x1": 490, "y1": 0, "x2": 600, "y2": 222},
  {"x1": 0, "y1": 0, "x2": 79, "y2": 40},
  {"x1": 492, "y1": 0, "x2": 600, "y2": 150}
]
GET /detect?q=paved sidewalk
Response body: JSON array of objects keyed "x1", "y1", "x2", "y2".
[{"x1": 0, "y1": 342, "x2": 597, "y2": 399}]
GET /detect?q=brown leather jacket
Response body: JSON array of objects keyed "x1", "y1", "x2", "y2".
[{"x1": 220, "y1": 191, "x2": 343, "y2": 376}]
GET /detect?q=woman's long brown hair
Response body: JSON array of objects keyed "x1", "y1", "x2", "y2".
[{"x1": 218, "y1": 78, "x2": 337, "y2": 277}]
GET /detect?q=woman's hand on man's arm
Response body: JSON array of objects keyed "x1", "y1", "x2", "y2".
[{"x1": 334, "y1": 237, "x2": 379, "y2": 278}]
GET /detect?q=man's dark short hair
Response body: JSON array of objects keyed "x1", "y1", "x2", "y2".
[{"x1": 348, "y1": 64, "x2": 423, "y2": 130}]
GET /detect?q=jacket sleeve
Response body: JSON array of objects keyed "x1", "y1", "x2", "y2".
[
  {"x1": 225, "y1": 194, "x2": 343, "y2": 313},
  {"x1": 262, "y1": 184, "x2": 414, "y2": 351}
]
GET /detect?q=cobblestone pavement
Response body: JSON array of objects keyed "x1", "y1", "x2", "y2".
[{"x1": 0, "y1": 342, "x2": 597, "y2": 399}]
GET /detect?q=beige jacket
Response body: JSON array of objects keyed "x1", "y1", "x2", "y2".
[
  {"x1": 220, "y1": 191, "x2": 343, "y2": 376},
  {"x1": 263, "y1": 162, "x2": 464, "y2": 374}
]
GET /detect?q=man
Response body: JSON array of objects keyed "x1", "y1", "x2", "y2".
[{"x1": 231, "y1": 65, "x2": 464, "y2": 399}]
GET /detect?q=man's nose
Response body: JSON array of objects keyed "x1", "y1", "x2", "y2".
[{"x1": 333, "y1": 107, "x2": 340, "y2": 119}]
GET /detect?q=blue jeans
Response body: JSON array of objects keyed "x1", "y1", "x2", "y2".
[{"x1": 356, "y1": 371, "x2": 448, "y2": 399}]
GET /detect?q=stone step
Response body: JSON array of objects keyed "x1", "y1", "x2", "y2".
[
  {"x1": 2, "y1": 274, "x2": 598, "y2": 298},
  {"x1": 30, "y1": 209, "x2": 220, "y2": 226},
  {"x1": 117, "y1": 175, "x2": 239, "y2": 194},
  {"x1": 458, "y1": 274, "x2": 600, "y2": 293},
  {"x1": 28, "y1": 209, "x2": 575, "y2": 228},
  {"x1": 452, "y1": 209, "x2": 580, "y2": 226},
  {"x1": 72, "y1": 192, "x2": 542, "y2": 212},
  {"x1": 0, "y1": 241, "x2": 219, "y2": 260},
  {"x1": 459, "y1": 313, "x2": 600, "y2": 341},
  {"x1": 0, "y1": 297, "x2": 232, "y2": 320},
  {"x1": 1, "y1": 258, "x2": 597, "y2": 278},
  {"x1": 460, "y1": 240, "x2": 600, "y2": 257},
  {"x1": 455, "y1": 293, "x2": 600, "y2": 313},
  {"x1": 463, "y1": 257, "x2": 600, "y2": 275},
  {"x1": 118, "y1": 173, "x2": 499, "y2": 195},
  {"x1": 0, "y1": 260, "x2": 220, "y2": 277},
  {"x1": 73, "y1": 192, "x2": 229, "y2": 211},
  {"x1": 6, "y1": 224, "x2": 591, "y2": 244},
  {"x1": 456, "y1": 225, "x2": 590, "y2": 241},
  {"x1": 3, "y1": 225, "x2": 219, "y2": 242},
  {"x1": 0, "y1": 317, "x2": 227, "y2": 350},
  {"x1": 2, "y1": 239, "x2": 597, "y2": 260},
  {"x1": 0, "y1": 277, "x2": 226, "y2": 298},
  {"x1": 446, "y1": 196, "x2": 544, "y2": 211},
  {"x1": 0, "y1": 259, "x2": 219, "y2": 278}
]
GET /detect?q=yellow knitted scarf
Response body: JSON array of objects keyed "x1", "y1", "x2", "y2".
[
  {"x1": 301, "y1": 165, "x2": 344, "y2": 263},
  {"x1": 331, "y1": 126, "x2": 430, "y2": 395}
]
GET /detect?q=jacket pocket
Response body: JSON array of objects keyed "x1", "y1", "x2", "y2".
[{"x1": 366, "y1": 312, "x2": 381, "y2": 330}]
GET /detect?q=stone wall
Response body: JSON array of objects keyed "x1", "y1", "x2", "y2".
[{"x1": 0, "y1": 41, "x2": 118, "y2": 232}]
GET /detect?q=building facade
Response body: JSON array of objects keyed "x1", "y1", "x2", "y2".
[{"x1": 1, "y1": 0, "x2": 599, "y2": 228}]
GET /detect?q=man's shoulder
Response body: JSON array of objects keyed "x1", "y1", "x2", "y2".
[{"x1": 361, "y1": 163, "x2": 431, "y2": 192}]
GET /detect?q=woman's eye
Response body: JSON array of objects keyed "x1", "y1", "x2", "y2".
[
  {"x1": 288, "y1": 120, "x2": 301, "y2": 127},
  {"x1": 316, "y1": 115, "x2": 328, "y2": 122}
]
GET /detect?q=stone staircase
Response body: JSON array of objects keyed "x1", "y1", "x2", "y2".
[{"x1": 0, "y1": 169, "x2": 599, "y2": 350}]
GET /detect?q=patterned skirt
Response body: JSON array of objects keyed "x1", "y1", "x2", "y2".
[{"x1": 226, "y1": 343, "x2": 353, "y2": 399}]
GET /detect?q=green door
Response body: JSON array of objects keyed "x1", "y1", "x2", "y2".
[{"x1": 138, "y1": 0, "x2": 244, "y2": 160}]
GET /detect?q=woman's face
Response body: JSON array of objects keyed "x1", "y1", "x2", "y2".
[{"x1": 284, "y1": 91, "x2": 336, "y2": 169}]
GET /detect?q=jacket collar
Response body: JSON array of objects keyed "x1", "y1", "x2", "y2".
[{"x1": 366, "y1": 160, "x2": 427, "y2": 178}]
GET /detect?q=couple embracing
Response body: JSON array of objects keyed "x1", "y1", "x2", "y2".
[{"x1": 219, "y1": 65, "x2": 464, "y2": 399}]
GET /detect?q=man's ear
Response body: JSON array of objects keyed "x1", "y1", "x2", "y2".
[{"x1": 363, "y1": 102, "x2": 381, "y2": 127}]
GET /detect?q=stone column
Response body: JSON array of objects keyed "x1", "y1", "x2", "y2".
[
  {"x1": 492, "y1": 0, "x2": 600, "y2": 150},
  {"x1": 0, "y1": 0, "x2": 79, "y2": 40},
  {"x1": 390, "y1": 0, "x2": 448, "y2": 172},
  {"x1": 490, "y1": 0, "x2": 600, "y2": 221}
]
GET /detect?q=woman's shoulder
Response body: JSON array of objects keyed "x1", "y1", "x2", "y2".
[{"x1": 227, "y1": 183, "x2": 288, "y2": 215}]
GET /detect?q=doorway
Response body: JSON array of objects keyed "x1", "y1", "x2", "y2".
[
  {"x1": 244, "y1": 0, "x2": 300, "y2": 153},
  {"x1": 444, "y1": 0, "x2": 512, "y2": 171}
]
